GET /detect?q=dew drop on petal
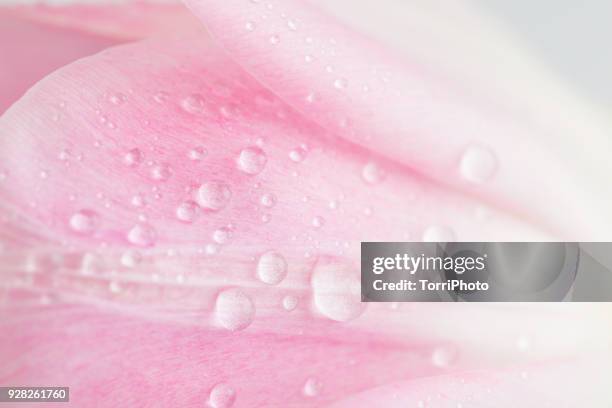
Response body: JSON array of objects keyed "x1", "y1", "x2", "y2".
[
  {"x1": 289, "y1": 147, "x2": 307, "y2": 162},
  {"x1": 127, "y1": 224, "x2": 157, "y2": 247},
  {"x1": 256, "y1": 251, "x2": 288, "y2": 285},
  {"x1": 123, "y1": 148, "x2": 142, "y2": 167},
  {"x1": 150, "y1": 163, "x2": 172, "y2": 181},
  {"x1": 260, "y1": 193, "x2": 277, "y2": 208},
  {"x1": 208, "y1": 383, "x2": 236, "y2": 408},
  {"x1": 196, "y1": 181, "x2": 232, "y2": 211},
  {"x1": 269, "y1": 34, "x2": 280, "y2": 45},
  {"x1": 188, "y1": 147, "x2": 207, "y2": 161},
  {"x1": 311, "y1": 216, "x2": 325, "y2": 229},
  {"x1": 176, "y1": 201, "x2": 199, "y2": 223},
  {"x1": 120, "y1": 250, "x2": 142, "y2": 268},
  {"x1": 108, "y1": 92, "x2": 126, "y2": 105},
  {"x1": 213, "y1": 227, "x2": 232, "y2": 245},
  {"x1": 287, "y1": 19, "x2": 298, "y2": 31},
  {"x1": 282, "y1": 295, "x2": 298, "y2": 311},
  {"x1": 333, "y1": 78, "x2": 348, "y2": 90},
  {"x1": 460, "y1": 145, "x2": 497, "y2": 184},
  {"x1": 153, "y1": 91, "x2": 168, "y2": 104},
  {"x1": 69, "y1": 210, "x2": 98, "y2": 235},
  {"x1": 215, "y1": 288, "x2": 255, "y2": 331},
  {"x1": 431, "y1": 346, "x2": 456, "y2": 368},
  {"x1": 245, "y1": 21, "x2": 256, "y2": 31},
  {"x1": 311, "y1": 262, "x2": 364, "y2": 322},
  {"x1": 361, "y1": 162, "x2": 385, "y2": 184},
  {"x1": 302, "y1": 377, "x2": 322, "y2": 398},
  {"x1": 180, "y1": 94, "x2": 206, "y2": 114},
  {"x1": 237, "y1": 146, "x2": 267, "y2": 175},
  {"x1": 422, "y1": 225, "x2": 455, "y2": 242}
]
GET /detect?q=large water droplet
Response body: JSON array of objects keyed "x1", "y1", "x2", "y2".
[
  {"x1": 196, "y1": 181, "x2": 232, "y2": 211},
  {"x1": 176, "y1": 201, "x2": 199, "y2": 223},
  {"x1": 302, "y1": 377, "x2": 322, "y2": 398},
  {"x1": 256, "y1": 251, "x2": 287, "y2": 285},
  {"x1": 208, "y1": 383, "x2": 236, "y2": 408},
  {"x1": 127, "y1": 224, "x2": 157, "y2": 247},
  {"x1": 312, "y1": 261, "x2": 364, "y2": 322},
  {"x1": 215, "y1": 288, "x2": 255, "y2": 331},
  {"x1": 361, "y1": 162, "x2": 385, "y2": 184},
  {"x1": 237, "y1": 146, "x2": 267, "y2": 175},
  {"x1": 459, "y1": 145, "x2": 497, "y2": 184},
  {"x1": 69, "y1": 210, "x2": 98, "y2": 235},
  {"x1": 180, "y1": 94, "x2": 206, "y2": 114},
  {"x1": 422, "y1": 225, "x2": 455, "y2": 242}
]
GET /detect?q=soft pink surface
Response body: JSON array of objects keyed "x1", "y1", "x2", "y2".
[{"x1": 0, "y1": 2, "x2": 611, "y2": 407}]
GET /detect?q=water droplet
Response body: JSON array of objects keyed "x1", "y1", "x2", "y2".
[
  {"x1": 431, "y1": 346, "x2": 456, "y2": 368},
  {"x1": 109, "y1": 92, "x2": 126, "y2": 105},
  {"x1": 213, "y1": 227, "x2": 232, "y2": 244},
  {"x1": 69, "y1": 210, "x2": 98, "y2": 234},
  {"x1": 312, "y1": 262, "x2": 364, "y2": 322},
  {"x1": 302, "y1": 377, "x2": 322, "y2": 398},
  {"x1": 150, "y1": 163, "x2": 172, "y2": 181},
  {"x1": 153, "y1": 91, "x2": 168, "y2": 104},
  {"x1": 176, "y1": 201, "x2": 199, "y2": 223},
  {"x1": 516, "y1": 335, "x2": 531, "y2": 352},
  {"x1": 305, "y1": 91, "x2": 317, "y2": 103},
  {"x1": 260, "y1": 193, "x2": 277, "y2": 208},
  {"x1": 422, "y1": 225, "x2": 455, "y2": 242},
  {"x1": 205, "y1": 243, "x2": 220, "y2": 256},
  {"x1": 180, "y1": 94, "x2": 206, "y2": 114},
  {"x1": 333, "y1": 78, "x2": 348, "y2": 90},
  {"x1": 245, "y1": 21, "x2": 256, "y2": 31},
  {"x1": 196, "y1": 181, "x2": 232, "y2": 211},
  {"x1": 287, "y1": 19, "x2": 298, "y2": 31},
  {"x1": 39, "y1": 170, "x2": 48, "y2": 179},
  {"x1": 123, "y1": 148, "x2": 142, "y2": 167},
  {"x1": 131, "y1": 194, "x2": 145, "y2": 207},
  {"x1": 304, "y1": 55, "x2": 314, "y2": 64},
  {"x1": 0, "y1": 170, "x2": 7, "y2": 182},
  {"x1": 289, "y1": 147, "x2": 307, "y2": 162},
  {"x1": 256, "y1": 251, "x2": 287, "y2": 285},
  {"x1": 269, "y1": 34, "x2": 280, "y2": 45},
  {"x1": 208, "y1": 383, "x2": 236, "y2": 408},
  {"x1": 188, "y1": 147, "x2": 207, "y2": 161},
  {"x1": 460, "y1": 145, "x2": 497, "y2": 184},
  {"x1": 127, "y1": 224, "x2": 157, "y2": 247},
  {"x1": 237, "y1": 146, "x2": 267, "y2": 175},
  {"x1": 282, "y1": 295, "x2": 298, "y2": 311},
  {"x1": 311, "y1": 216, "x2": 325, "y2": 229},
  {"x1": 361, "y1": 162, "x2": 385, "y2": 184},
  {"x1": 215, "y1": 288, "x2": 255, "y2": 331},
  {"x1": 120, "y1": 250, "x2": 142, "y2": 268}
]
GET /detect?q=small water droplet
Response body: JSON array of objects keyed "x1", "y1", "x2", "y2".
[
  {"x1": 120, "y1": 250, "x2": 142, "y2": 268},
  {"x1": 69, "y1": 210, "x2": 98, "y2": 235},
  {"x1": 123, "y1": 148, "x2": 142, "y2": 167},
  {"x1": 215, "y1": 288, "x2": 255, "y2": 331},
  {"x1": 302, "y1": 377, "x2": 322, "y2": 398},
  {"x1": 289, "y1": 147, "x2": 307, "y2": 162},
  {"x1": 260, "y1": 193, "x2": 277, "y2": 208},
  {"x1": 305, "y1": 91, "x2": 317, "y2": 103},
  {"x1": 256, "y1": 251, "x2": 287, "y2": 285},
  {"x1": 196, "y1": 181, "x2": 232, "y2": 211},
  {"x1": 282, "y1": 295, "x2": 298, "y2": 311},
  {"x1": 208, "y1": 383, "x2": 236, "y2": 408},
  {"x1": 304, "y1": 55, "x2": 314, "y2": 63},
  {"x1": 131, "y1": 194, "x2": 145, "y2": 207},
  {"x1": 460, "y1": 145, "x2": 497, "y2": 184},
  {"x1": 311, "y1": 216, "x2": 325, "y2": 228},
  {"x1": 237, "y1": 146, "x2": 267, "y2": 175},
  {"x1": 245, "y1": 21, "x2": 256, "y2": 31},
  {"x1": 188, "y1": 147, "x2": 207, "y2": 161},
  {"x1": 269, "y1": 34, "x2": 280, "y2": 45},
  {"x1": 213, "y1": 227, "x2": 232, "y2": 244},
  {"x1": 176, "y1": 201, "x2": 199, "y2": 223},
  {"x1": 431, "y1": 346, "x2": 456, "y2": 368},
  {"x1": 361, "y1": 162, "x2": 385, "y2": 184},
  {"x1": 109, "y1": 92, "x2": 126, "y2": 105},
  {"x1": 422, "y1": 225, "x2": 455, "y2": 242},
  {"x1": 127, "y1": 224, "x2": 157, "y2": 247},
  {"x1": 150, "y1": 163, "x2": 172, "y2": 181},
  {"x1": 39, "y1": 170, "x2": 48, "y2": 179},
  {"x1": 287, "y1": 19, "x2": 298, "y2": 31},
  {"x1": 180, "y1": 94, "x2": 206, "y2": 114},
  {"x1": 333, "y1": 78, "x2": 348, "y2": 90},
  {"x1": 153, "y1": 91, "x2": 168, "y2": 104}
]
